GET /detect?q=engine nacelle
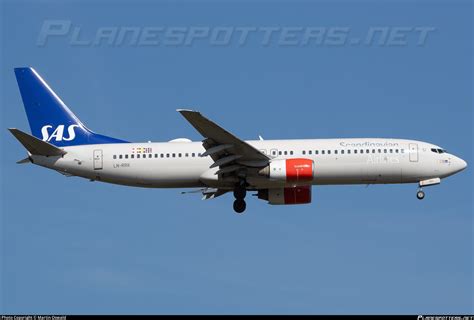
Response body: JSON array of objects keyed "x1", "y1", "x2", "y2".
[
  {"x1": 258, "y1": 186, "x2": 312, "y2": 205},
  {"x1": 258, "y1": 158, "x2": 314, "y2": 182}
]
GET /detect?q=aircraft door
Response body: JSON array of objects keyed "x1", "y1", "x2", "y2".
[
  {"x1": 409, "y1": 143, "x2": 418, "y2": 162},
  {"x1": 93, "y1": 149, "x2": 103, "y2": 170}
]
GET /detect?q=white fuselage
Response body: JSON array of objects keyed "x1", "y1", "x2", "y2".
[{"x1": 30, "y1": 138, "x2": 467, "y2": 190}]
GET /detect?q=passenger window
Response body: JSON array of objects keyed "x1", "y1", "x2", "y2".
[
  {"x1": 279, "y1": 151, "x2": 282, "y2": 155},
  {"x1": 272, "y1": 150, "x2": 277, "y2": 156},
  {"x1": 284, "y1": 151, "x2": 288, "y2": 155},
  {"x1": 354, "y1": 150, "x2": 357, "y2": 154},
  {"x1": 335, "y1": 150, "x2": 338, "y2": 154},
  {"x1": 322, "y1": 150, "x2": 325, "y2": 155},
  {"x1": 198, "y1": 153, "x2": 202, "y2": 157},
  {"x1": 160, "y1": 154, "x2": 164, "y2": 158},
  {"x1": 360, "y1": 149, "x2": 364, "y2": 154},
  {"x1": 290, "y1": 151, "x2": 293, "y2": 155},
  {"x1": 389, "y1": 149, "x2": 393, "y2": 153},
  {"x1": 131, "y1": 154, "x2": 134, "y2": 159},
  {"x1": 401, "y1": 149, "x2": 404, "y2": 153},
  {"x1": 155, "y1": 154, "x2": 158, "y2": 158},
  {"x1": 302, "y1": 150, "x2": 306, "y2": 155},
  {"x1": 372, "y1": 149, "x2": 375, "y2": 154},
  {"x1": 378, "y1": 149, "x2": 381, "y2": 153},
  {"x1": 172, "y1": 153, "x2": 176, "y2": 158},
  {"x1": 341, "y1": 150, "x2": 344, "y2": 154},
  {"x1": 119, "y1": 155, "x2": 123, "y2": 159},
  {"x1": 384, "y1": 149, "x2": 387, "y2": 153},
  {"x1": 328, "y1": 150, "x2": 331, "y2": 155},
  {"x1": 395, "y1": 149, "x2": 399, "y2": 153},
  {"x1": 185, "y1": 153, "x2": 189, "y2": 157},
  {"x1": 347, "y1": 149, "x2": 351, "y2": 154},
  {"x1": 309, "y1": 150, "x2": 312, "y2": 155},
  {"x1": 166, "y1": 154, "x2": 170, "y2": 158},
  {"x1": 178, "y1": 153, "x2": 182, "y2": 157},
  {"x1": 113, "y1": 155, "x2": 117, "y2": 159},
  {"x1": 192, "y1": 153, "x2": 195, "y2": 157},
  {"x1": 125, "y1": 154, "x2": 128, "y2": 159},
  {"x1": 315, "y1": 150, "x2": 318, "y2": 155}
]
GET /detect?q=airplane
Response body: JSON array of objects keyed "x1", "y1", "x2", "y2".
[{"x1": 9, "y1": 67, "x2": 467, "y2": 214}]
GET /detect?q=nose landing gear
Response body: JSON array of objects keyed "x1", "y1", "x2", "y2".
[
  {"x1": 416, "y1": 189, "x2": 425, "y2": 200},
  {"x1": 416, "y1": 178, "x2": 440, "y2": 200},
  {"x1": 233, "y1": 180, "x2": 247, "y2": 214}
]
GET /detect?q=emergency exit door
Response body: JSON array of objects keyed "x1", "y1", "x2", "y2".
[
  {"x1": 93, "y1": 149, "x2": 103, "y2": 170},
  {"x1": 409, "y1": 143, "x2": 418, "y2": 162}
]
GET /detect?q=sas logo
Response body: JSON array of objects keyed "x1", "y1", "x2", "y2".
[{"x1": 41, "y1": 124, "x2": 80, "y2": 142}]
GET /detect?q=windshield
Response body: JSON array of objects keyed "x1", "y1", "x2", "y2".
[{"x1": 431, "y1": 148, "x2": 447, "y2": 154}]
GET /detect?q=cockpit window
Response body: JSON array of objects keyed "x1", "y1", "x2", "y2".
[{"x1": 431, "y1": 148, "x2": 447, "y2": 154}]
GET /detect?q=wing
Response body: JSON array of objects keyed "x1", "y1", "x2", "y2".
[{"x1": 178, "y1": 109, "x2": 270, "y2": 175}]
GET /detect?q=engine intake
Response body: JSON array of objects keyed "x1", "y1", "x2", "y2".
[
  {"x1": 258, "y1": 158, "x2": 314, "y2": 182},
  {"x1": 258, "y1": 186, "x2": 312, "y2": 205}
]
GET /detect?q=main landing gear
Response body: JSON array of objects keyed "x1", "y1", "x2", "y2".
[{"x1": 233, "y1": 181, "x2": 247, "y2": 214}]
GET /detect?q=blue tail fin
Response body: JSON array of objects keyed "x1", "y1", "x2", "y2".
[{"x1": 14, "y1": 67, "x2": 128, "y2": 147}]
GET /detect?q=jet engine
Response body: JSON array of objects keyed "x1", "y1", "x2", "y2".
[
  {"x1": 258, "y1": 158, "x2": 314, "y2": 182},
  {"x1": 257, "y1": 186, "x2": 312, "y2": 205}
]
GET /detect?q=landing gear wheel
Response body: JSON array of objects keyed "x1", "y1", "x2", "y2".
[
  {"x1": 233, "y1": 199, "x2": 246, "y2": 214},
  {"x1": 416, "y1": 190, "x2": 425, "y2": 200}
]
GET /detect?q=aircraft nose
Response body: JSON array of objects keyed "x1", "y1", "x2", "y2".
[{"x1": 453, "y1": 156, "x2": 467, "y2": 173}]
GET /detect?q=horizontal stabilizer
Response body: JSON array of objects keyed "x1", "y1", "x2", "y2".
[
  {"x1": 8, "y1": 128, "x2": 66, "y2": 156},
  {"x1": 16, "y1": 157, "x2": 32, "y2": 164}
]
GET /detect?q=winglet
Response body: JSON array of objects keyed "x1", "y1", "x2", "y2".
[
  {"x1": 8, "y1": 128, "x2": 66, "y2": 156},
  {"x1": 176, "y1": 108, "x2": 197, "y2": 113}
]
